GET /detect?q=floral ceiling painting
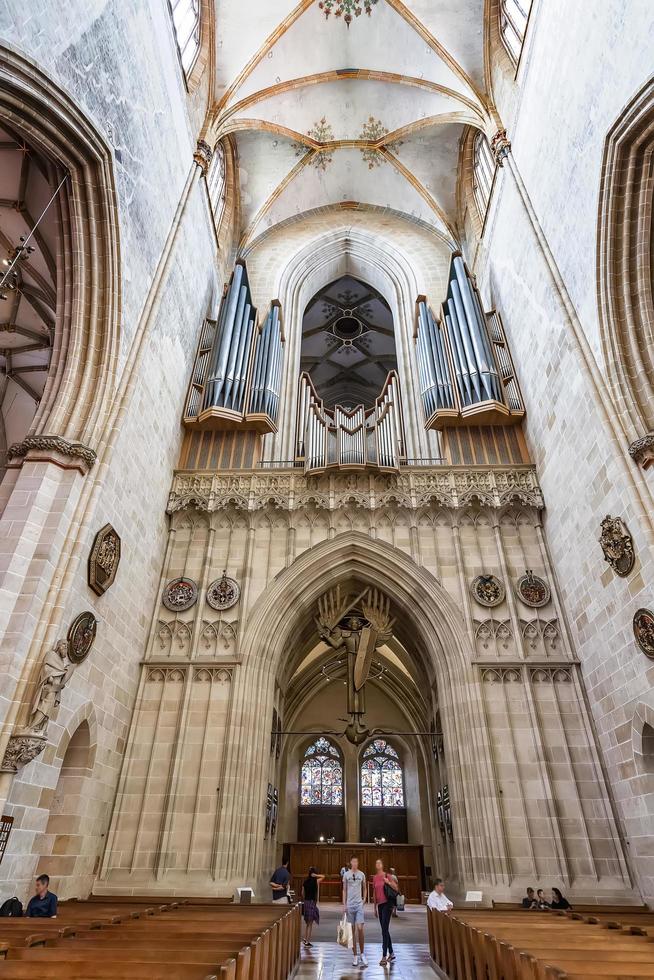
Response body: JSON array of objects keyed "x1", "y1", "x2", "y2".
[{"x1": 359, "y1": 116, "x2": 404, "y2": 169}]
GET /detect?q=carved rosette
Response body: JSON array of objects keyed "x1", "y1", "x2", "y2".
[
  {"x1": 0, "y1": 733, "x2": 48, "y2": 774},
  {"x1": 206, "y1": 572, "x2": 240, "y2": 611},
  {"x1": 628, "y1": 433, "x2": 654, "y2": 470},
  {"x1": 516, "y1": 570, "x2": 550, "y2": 607},
  {"x1": 633, "y1": 608, "x2": 654, "y2": 659},
  {"x1": 599, "y1": 515, "x2": 635, "y2": 577},
  {"x1": 162, "y1": 577, "x2": 198, "y2": 612},
  {"x1": 471, "y1": 574, "x2": 505, "y2": 607},
  {"x1": 88, "y1": 523, "x2": 121, "y2": 595},
  {"x1": 490, "y1": 128, "x2": 511, "y2": 166}
]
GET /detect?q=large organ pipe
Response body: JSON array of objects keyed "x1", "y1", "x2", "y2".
[
  {"x1": 204, "y1": 262, "x2": 245, "y2": 409},
  {"x1": 453, "y1": 255, "x2": 501, "y2": 402}
]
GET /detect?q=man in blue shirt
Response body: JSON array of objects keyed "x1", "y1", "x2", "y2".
[
  {"x1": 270, "y1": 859, "x2": 291, "y2": 903},
  {"x1": 26, "y1": 874, "x2": 57, "y2": 917}
]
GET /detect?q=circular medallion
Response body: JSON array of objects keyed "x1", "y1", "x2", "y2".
[
  {"x1": 633, "y1": 608, "x2": 654, "y2": 659},
  {"x1": 206, "y1": 571, "x2": 240, "y2": 611},
  {"x1": 162, "y1": 577, "x2": 198, "y2": 612},
  {"x1": 471, "y1": 574, "x2": 505, "y2": 607},
  {"x1": 67, "y1": 611, "x2": 97, "y2": 664},
  {"x1": 516, "y1": 571, "x2": 551, "y2": 608}
]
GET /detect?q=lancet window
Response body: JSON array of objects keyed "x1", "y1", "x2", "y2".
[
  {"x1": 300, "y1": 738, "x2": 343, "y2": 806},
  {"x1": 360, "y1": 739, "x2": 405, "y2": 808},
  {"x1": 169, "y1": 0, "x2": 201, "y2": 77},
  {"x1": 472, "y1": 132, "x2": 496, "y2": 221},
  {"x1": 500, "y1": 0, "x2": 532, "y2": 65}
]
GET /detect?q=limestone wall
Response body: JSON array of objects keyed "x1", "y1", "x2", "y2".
[{"x1": 473, "y1": 0, "x2": 654, "y2": 902}]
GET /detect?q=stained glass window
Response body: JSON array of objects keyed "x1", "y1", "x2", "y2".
[
  {"x1": 300, "y1": 737, "x2": 343, "y2": 806},
  {"x1": 207, "y1": 142, "x2": 227, "y2": 232},
  {"x1": 360, "y1": 739, "x2": 405, "y2": 807}
]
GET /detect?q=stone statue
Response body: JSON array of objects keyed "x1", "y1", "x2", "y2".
[
  {"x1": 24, "y1": 638, "x2": 75, "y2": 735},
  {"x1": 316, "y1": 585, "x2": 394, "y2": 744}
]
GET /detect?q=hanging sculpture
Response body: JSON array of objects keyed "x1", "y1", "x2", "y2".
[
  {"x1": 88, "y1": 523, "x2": 121, "y2": 596},
  {"x1": 316, "y1": 584, "x2": 395, "y2": 744},
  {"x1": 206, "y1": 571, "x2": 240, "y2": 611},
  {"x1": 633, "y1": 608, "x2": 654, "y2": 658},
  {"x1": 162, "y1": 577, "x2": 198, "y2": 611},
  {"x1": 516, "y1": 570, "x2": 551, "y2": 608}
]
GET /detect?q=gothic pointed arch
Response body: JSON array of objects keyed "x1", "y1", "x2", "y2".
[
  {"x1": 0, "y1": 43, "x2": 120, "y2": 467},
  {"x1": 597, "y1": 76, "x2": 654, "y2": 463}
]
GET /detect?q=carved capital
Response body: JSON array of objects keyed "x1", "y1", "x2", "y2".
[
  {"x1": 0, "y1": 733, "x2": 47, "y2": 773},
  {"x1": 7, "y1": 435, "x2": 97, "y2": 473},
  {"x1": 194, "y1": 139, "x2": 213, "y2": 176},
  {"x1": 490, "y1": 128, "x2": 511, "y2": 167},
  {"x1": 628, "y1": 432, "x2": 654, "y2": 470}
]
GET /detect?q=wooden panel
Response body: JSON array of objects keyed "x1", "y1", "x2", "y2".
[
  {"x1": 297, "y1": 806, "x2": 345, "y2": 843},
  {"x1": 178, "y1": 430, "x2": 262, "y2": 470},
  {"x1": 442, "y1": 424, "x2": 531, "y2": 465},
  {"x1": 359, "y1": 807, "x2": 407, "y2": 844},
  {"x1": 288, "y1": 842, "x2": 423, "y2": 903}
]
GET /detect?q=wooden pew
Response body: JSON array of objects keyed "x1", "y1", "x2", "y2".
[
  {"x1": 0, "y1": 900, "x2": 300, "y2": 980},
  {"x1": 429, "y1": 906, "x2": 654, "y2": 980}
]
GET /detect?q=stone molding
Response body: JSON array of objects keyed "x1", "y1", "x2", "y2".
[
  {"x1": 7, "y1": 434, "x2": 97, "y2": 472},
  {"x1": 167, "y1": 466, "x2": 544, "y2": 515},
  {"x1": 628, "y1": 432, "x2": 654, "y2": 470}
]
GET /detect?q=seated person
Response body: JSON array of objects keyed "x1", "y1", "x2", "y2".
[
  {"x1": 550, "y1": 887, "x2": 571, "y2": 910},
  {"x1": 427, "y1": 878, "x2": 453, "y2": 913},
  {"x1": 536, "y1": 888, "x2": 550, "y2": 910},
  {"x1": 521, "y1": 887, "x2": 537, "y2": 909},
  {"x1": 26, "y1": 874, "x2": 57, "y2": 918}
]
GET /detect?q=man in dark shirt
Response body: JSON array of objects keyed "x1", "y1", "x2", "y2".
[
  {"x1": 270, "y1": 859, "x2": 291, "y2": 903},
  {"x1": 26, "y1": 874, "x2": 57, "y2": 917},
  {"x1": 521, "y1": 887, "x2": 537, "y2": 909}
]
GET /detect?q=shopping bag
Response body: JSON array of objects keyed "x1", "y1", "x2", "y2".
[
  {"x1": 337, "y1": 913, "x2": 353, "y2": 948},
  {"x1": 395, "y1": 893, "x2": 406, "y2": 911}
]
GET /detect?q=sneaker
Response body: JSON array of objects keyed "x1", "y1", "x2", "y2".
[
  {"x1": 380, "y1": 956, "x2": 388, "y2": 965},
  {"x1": 352, "y1": 954, "x2": 359, "y2": 966},
  {"x1": 360, "y1": 953, "x2": 368, "y2": 967}
]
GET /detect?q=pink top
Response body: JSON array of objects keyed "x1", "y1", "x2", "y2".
[{"x1": 373, "y1": 872, "x2": 390, "y2": 905}]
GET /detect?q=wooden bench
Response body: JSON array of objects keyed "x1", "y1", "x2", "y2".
[
  {"x1": 428, "y1": 906, "x2": 654, "y2": 980},
  {"x1": 0, "y1": 900, "x2": 301, "y2": 980}
]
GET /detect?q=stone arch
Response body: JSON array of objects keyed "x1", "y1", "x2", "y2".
[
  {"x1": 0, "y1": 43, "x2": 120, "y2": 459},
  {"x1": 597, "y1": 76, "x2": 654, "y2": 458},
  {"x1": 260, "y1": 224, "x2": 450, "y2": 463},
  {"x1": 39, "y1": 704, "x2": 98, "y2": 897},
  {"x1": 216, "y1": 530, "x2": 509, "y2": 888},
  {"x1": 632, "y1": 697, "x2": 654, "y2": 779}
]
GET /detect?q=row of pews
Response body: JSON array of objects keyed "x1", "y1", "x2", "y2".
[
  {"x1": 428, "y1": 904, "x2": 654, "y2": 979},
  {"x1": 0, "y1": 896, "x2": 301, "y2": 979}
]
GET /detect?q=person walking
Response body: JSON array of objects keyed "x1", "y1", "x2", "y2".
[
  {"x1": 373, "y1": 858, "x2": 398, "y2": 966},
  {"x1": 342, "y1": 856, "x2": 368, "y2": 968},
  {"x1": 301, "y1": 866, "x2": 324, "y2": 947}
]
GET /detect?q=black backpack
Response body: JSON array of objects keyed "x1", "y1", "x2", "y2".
[{"x1": 0, "y1": 897, "x2": 23, "y2": 917}]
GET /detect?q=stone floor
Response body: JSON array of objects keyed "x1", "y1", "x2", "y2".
[{"x1": 295, "y1": 906, "x2": 435, "y2": 979}]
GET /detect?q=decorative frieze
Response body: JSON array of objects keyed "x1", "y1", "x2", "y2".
[{"x1": 167, "y1": 466, "x2": 544, "y2": 515}]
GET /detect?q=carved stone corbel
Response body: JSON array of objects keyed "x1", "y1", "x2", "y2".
[
  {"x1": 193, "y1": 139, "x2": 213, "y2": 176},
  {"x1": 490, "y1": 128, "x2": 512, "y2": 167},
  {"x1": 628, "y1": 433, "x2": 654, "y2": 470},
  {"x1": 0, "y1": 733, "x2": 48, "y2": 773},
  {"x1": 7, "y1": 435, "x2": 97, "y2": 474}
]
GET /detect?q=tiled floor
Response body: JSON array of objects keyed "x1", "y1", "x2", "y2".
[
  {"x1": 295, "y1": 942, "x2": 435, "y2": 979},
  {"x1": 295, "y1": 906, "x2": 435, "y2": 979}
]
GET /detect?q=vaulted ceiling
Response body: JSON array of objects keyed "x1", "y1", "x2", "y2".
[{"x1": 211, "y1": 0, "x2": 494, "y2": 251}]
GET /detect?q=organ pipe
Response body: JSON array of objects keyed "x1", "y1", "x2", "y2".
[
  {"x1": 296, "y1": 372, "x2": 406, "y2": 474},
  {"x1": 184, "y1": 261, "x2": 284, "y2": 432},
  {"x1": 414, "y1": 253, "x2": 524, "y2": 429}
]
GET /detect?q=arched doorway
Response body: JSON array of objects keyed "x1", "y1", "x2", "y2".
[{"x1": 39, "y1": 720, "x2": 96, "y2": 898}]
